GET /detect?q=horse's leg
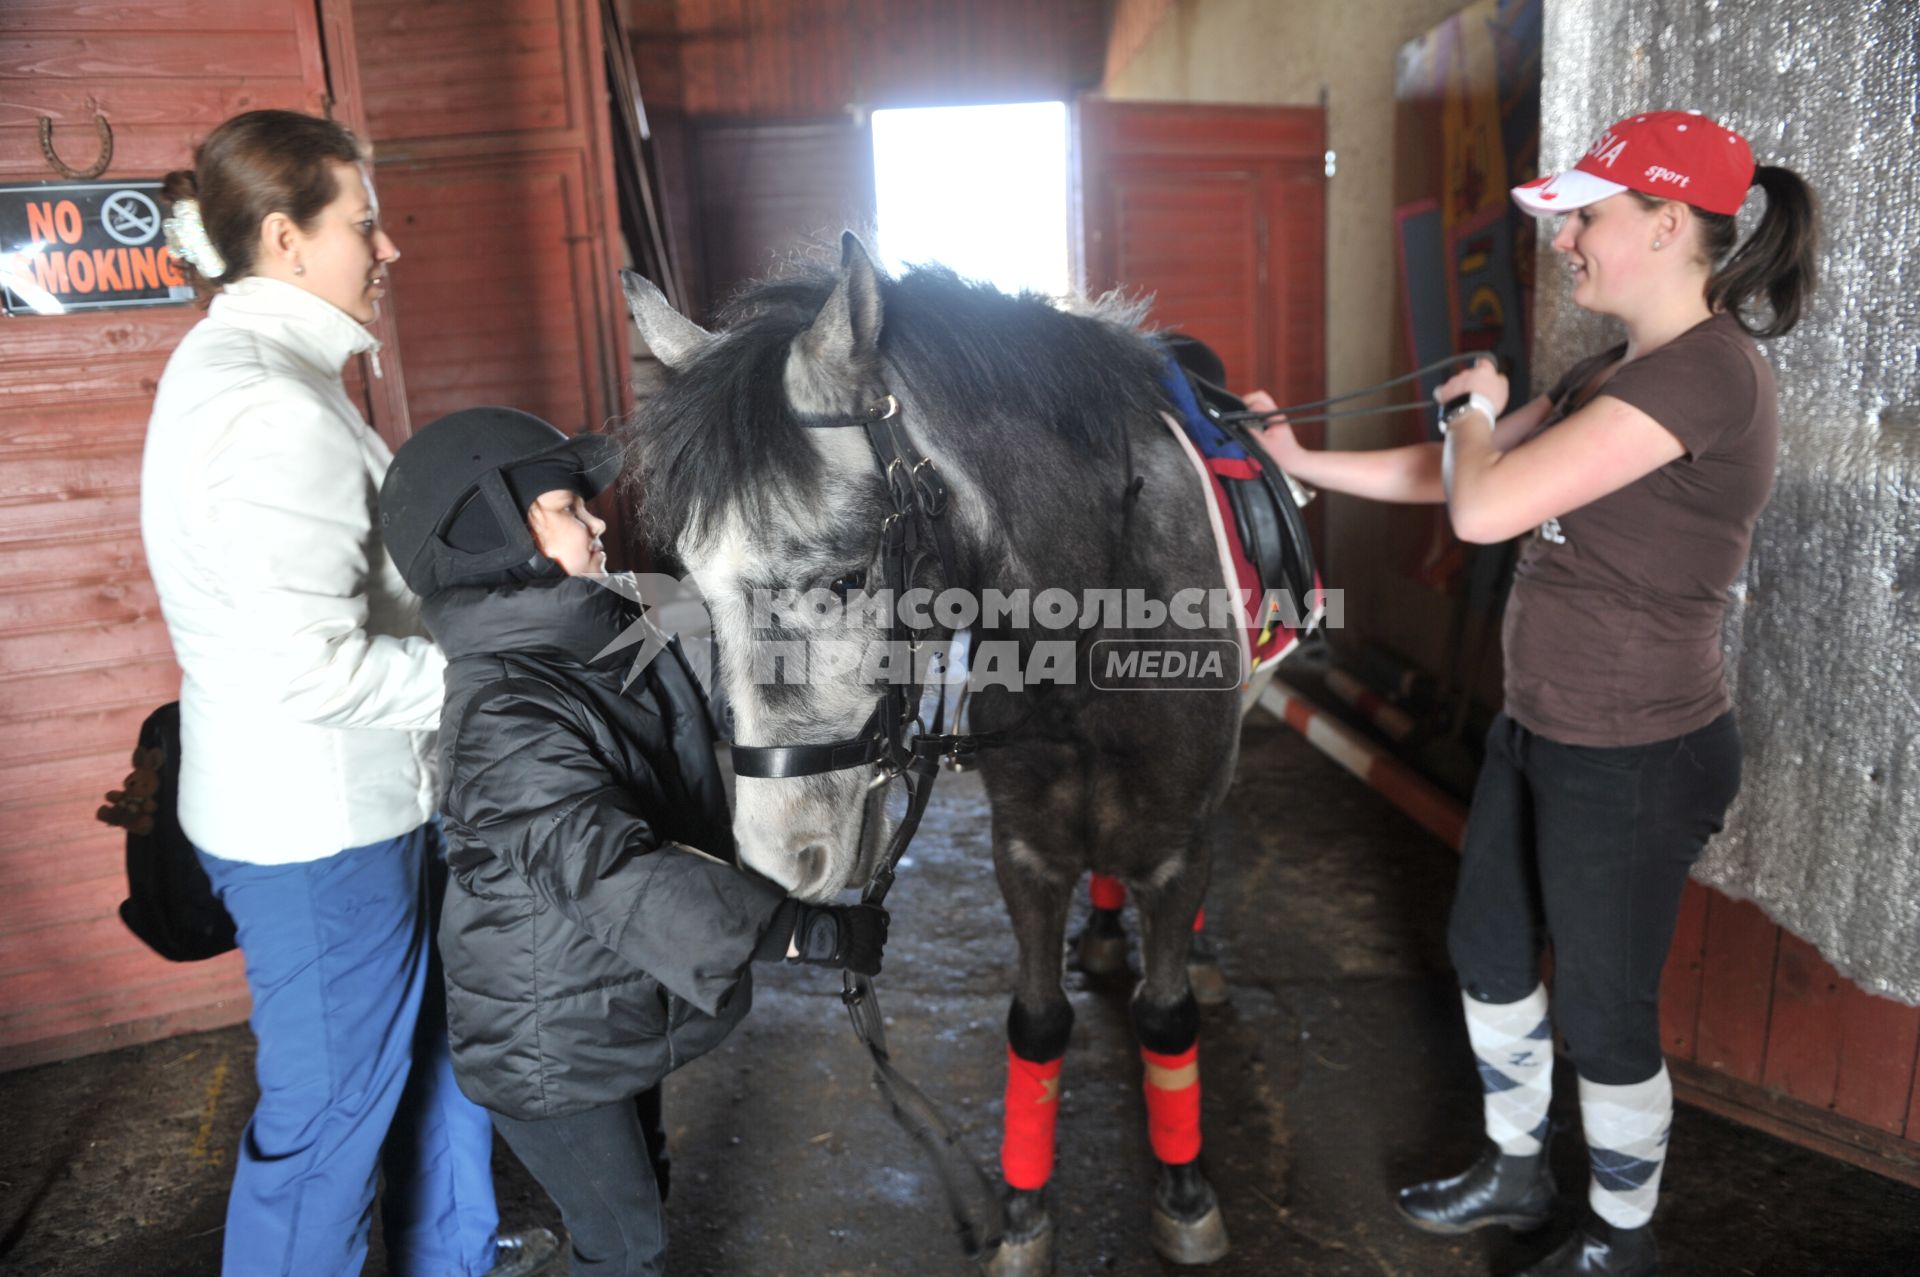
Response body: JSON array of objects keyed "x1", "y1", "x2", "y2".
[
  {"x1": 1073, "y1": 872, "x2": 1129, "y2": 975},
  {"x1": 1076, "y1": 874, "x2": 1228, "y2": 1007},
  {"x1": 985, "y1": 833, "x2": 1077, "y2": 1277},
  {"x1": 1185, "y1": 905, "x2": 1230, "y2": 1007},
  {"x1": 1132, "y1": 848, "x2": 1232, "y2": 1265}
]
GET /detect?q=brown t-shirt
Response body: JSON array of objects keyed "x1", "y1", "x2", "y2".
[{"x1": 1501, "y1": 311, "x2": 1780, "y2": 746}]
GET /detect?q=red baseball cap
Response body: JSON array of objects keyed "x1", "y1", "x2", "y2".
[{"x1": 1512, "y1": 110, "x2": 1755, "y2": 217}]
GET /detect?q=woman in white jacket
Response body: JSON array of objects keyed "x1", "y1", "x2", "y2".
[{"x1": 141, "y1": 110, "x2": 551, "y2": 1277}]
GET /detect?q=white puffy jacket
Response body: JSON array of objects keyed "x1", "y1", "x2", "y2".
[{"x1": 141, "y1": 276, "x2": 443, "y2": 864}]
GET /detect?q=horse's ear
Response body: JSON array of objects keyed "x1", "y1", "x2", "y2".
[
  {"x1": 800, "y1": 231, "x2": 884, "y2": 369},
  {"x1": 621, "y1": 270, "x2": 712, "y2": 369}
]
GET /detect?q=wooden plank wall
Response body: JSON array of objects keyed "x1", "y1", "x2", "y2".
[
  {"x1": 1661, "y1": 882, "x2": 1920, "y2": 1185},
  {"x1": 633, "y1": 0, "x2": 1110, "y2": 116},
  {"x1": 0, "y1": 0, "x2": 333, "y2": 1071},
  {"x1": 353, "y1": 0, "x2": 627, "y2": 438},
  {"x1": 1077, "y1": 101, "x2": 1327, "y2": 438},
  {"x1": 0, "y1": 0, "x2": 629, "y2": 1072}
]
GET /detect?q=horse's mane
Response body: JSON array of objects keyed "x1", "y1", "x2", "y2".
[{"x1": 629, "y1": 261, "x2": 1170, "y2": 547}]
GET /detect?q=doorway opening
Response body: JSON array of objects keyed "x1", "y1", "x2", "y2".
[{"x1": 870, "y1": 101, "x2": 1071, "y2": 297}]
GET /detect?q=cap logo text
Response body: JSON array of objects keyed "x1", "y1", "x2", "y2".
[
  {"x1": 1645, "y1": 165, "x2": 1691, "y2": 187},
  {"x1": 1587, "y1": 129, "x2": 1628, "y2": 168}
]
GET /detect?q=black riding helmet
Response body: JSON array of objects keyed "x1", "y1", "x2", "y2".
[{"x1": 379, "y1": 406, "x2": 622, "y2": 597}]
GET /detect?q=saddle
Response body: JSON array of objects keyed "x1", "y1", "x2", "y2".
[{"x1": 1155, "y1": 336, "x2": 1321, "y2": 668}]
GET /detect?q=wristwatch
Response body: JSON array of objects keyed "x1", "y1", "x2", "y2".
[{"x1": 1439, "y1": 391, "x2": 1497, "y2": 435}]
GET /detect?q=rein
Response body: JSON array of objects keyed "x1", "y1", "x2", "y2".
[{"x1": 1215, "y1": 352, "x2": 1490, "y2": 426}]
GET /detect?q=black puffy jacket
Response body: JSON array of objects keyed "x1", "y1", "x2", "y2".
[{"x1": 423, "y1": 575, "x2": 788, "y2": 1120}]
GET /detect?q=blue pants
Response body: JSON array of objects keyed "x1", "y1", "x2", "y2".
[{"x1": 197, "y1": 824, "x2": 500, "y2": 1277}]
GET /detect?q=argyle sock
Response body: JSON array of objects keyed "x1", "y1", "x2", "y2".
[
  {"x1": 1579, "y1": 1066, "x2": 1672, "y2": 1229},
  {"x1": 1463, "y1": 984, "x2": 1554, "y2": 1155}
]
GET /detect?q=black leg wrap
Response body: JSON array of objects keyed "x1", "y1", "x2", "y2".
[
  {"x1": 1131, "y1": 991, "x2": 1200, "y2": 1056},
  {"x1": 1008, "y1": 998, "x2": 1074, "y2": 1064}
]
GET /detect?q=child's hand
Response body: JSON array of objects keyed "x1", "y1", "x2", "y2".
[{"x1": 790, "y1": 903, "x2": 890, "y2": 976}]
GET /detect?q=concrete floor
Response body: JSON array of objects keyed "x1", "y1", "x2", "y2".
[{"x1": 4, "y1": 714, "x2": 1918, "y2": 1276}]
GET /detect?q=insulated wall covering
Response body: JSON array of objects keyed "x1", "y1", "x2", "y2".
[{"x1": 1535, "y1": 0, "x2": 1919, "y2": 1001}]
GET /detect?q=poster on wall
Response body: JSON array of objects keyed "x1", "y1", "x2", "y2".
[
  {"x1": 1385, "y1": 0, "x2": 1541, "y2": 712},
  {"x1": 1394, "y1": 0, "x2": 1541, "y2": 410},
  {"x1": 1392, "y1": 0, "x2": 1541, "y2": 594},
  {"x1": 0, "y1": 180, "x2": 193, "y2": 316}
]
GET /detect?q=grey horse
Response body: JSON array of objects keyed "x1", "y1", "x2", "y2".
[{"x1": 620, "y1": 233, "x2": 1241, "y2": 1272}]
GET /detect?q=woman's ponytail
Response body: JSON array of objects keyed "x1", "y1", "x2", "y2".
[
  {"x1": 160, "y1": 168, "x2": 198, "y2": 206},
  {"x1": 1704, "y1": 165, "x2": 1820, "y2": 338}
]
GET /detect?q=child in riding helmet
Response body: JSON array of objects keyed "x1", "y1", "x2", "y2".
[{"x1": 379, "y1": 406, "x2": 888, "y2": 1277}]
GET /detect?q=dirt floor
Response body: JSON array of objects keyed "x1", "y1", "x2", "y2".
[{"x1": 4, "y1": 713, "x2": 1918, "y2": 1276}]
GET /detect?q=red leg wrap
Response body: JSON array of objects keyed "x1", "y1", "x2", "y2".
[
  {"x1": 1002, "y1": 1046, "x2": 1064, "y2": 1190},
  {"x1": 1141, "y1": 1043, "x2": 1202, "y2": 1164},
  {"x1": 1089, "y1": 873, "x2": 1127, "y2": 911},
  {"x1": 1192, "y1": 906, "x2": 1206, "y2": 932}
]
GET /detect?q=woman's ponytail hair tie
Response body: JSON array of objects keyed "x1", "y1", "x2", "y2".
[{"x1": 163, "y1": 196, "x2": 227, "y2": 280}]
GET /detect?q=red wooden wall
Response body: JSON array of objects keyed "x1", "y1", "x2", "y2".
[
  {"x1": 1660, "y1": 882, "x2": 1920, "y2": 1186},
  {"x1": 0, "y1": 0, "x2": 630, "y2": 1071},
  {"x1": 0, "y1": 0, "x2": 336, "y2": 1071},
  {"x1": 628, "y1": 0, "x2": 1110, "y2": 116},
  {"x1": 352, "y1": 0, "x2": 628, "y2": 438},
  {"x1": 1078, "y1": 100, "x2": 1328, "y2": 437}
]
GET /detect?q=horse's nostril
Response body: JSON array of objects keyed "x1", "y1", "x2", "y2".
[{"x1": 795, "y1": 843, "x2": 828, "y2": 891}]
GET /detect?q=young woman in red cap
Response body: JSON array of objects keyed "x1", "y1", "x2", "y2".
[{"x1": 1247, "y1": 110, "x2": 1818, "y2": 1275}]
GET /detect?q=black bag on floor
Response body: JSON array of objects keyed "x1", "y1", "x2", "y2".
[{"x1": 98, "y1": 702, "x2": 237, "y2": 961}]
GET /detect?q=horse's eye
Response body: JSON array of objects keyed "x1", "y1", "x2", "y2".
[{"x1": 829, "y1": 570, "x2": 866, "y2": 598}]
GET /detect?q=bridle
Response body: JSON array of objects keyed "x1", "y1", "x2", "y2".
[
  {"x1": 725, "y1": 388, "x2": 1009, "y2": 1257},
  {"x1": 726, "y1": 390, "x2": 999, "y2": 899}
]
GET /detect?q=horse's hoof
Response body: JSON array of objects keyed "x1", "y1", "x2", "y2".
[
  {"x1": 1149, "y1": 1199, "x2": 1231, "y2": 1265},
  {"x1": 1186, "y1": 953, "x2": 1230, "y2": 1007},
  {"x1": 1152, "y1": 1162, "x2": 1231, "y2": 1265},
  {"x1": 981, "y1": 1214, "x2": 1055, "y2": 1276},
  {"x1": 1072, "y1": 909, "x2": 1128, "y2": 976}
]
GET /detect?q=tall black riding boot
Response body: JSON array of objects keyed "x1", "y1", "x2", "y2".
[
  {"x1": 1520, "y1": 1213, "x2": 1659, "y2": 1276},
  {"x1": 1396, "y1": 1139, "x2": 1556, "y2": 1234}
]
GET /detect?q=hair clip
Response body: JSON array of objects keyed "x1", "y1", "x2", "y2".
[{"x1": 163, "y1": 198, "x2": 228, "y2": 278}]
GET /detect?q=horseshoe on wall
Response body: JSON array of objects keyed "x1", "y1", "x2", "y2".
[{"x1": 40, "y1": 113, "x2": 114, "y2": 181}]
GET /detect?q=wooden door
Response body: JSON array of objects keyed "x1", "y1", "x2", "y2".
[
  {"x1": 1077, "y1": 100, "x2": 1327, "y2": 440},
  {"x1": 349, "y1": 0, "x2": 628, "y2": 442},
  {"x1": 682, "y1": 117, "x2": 875, "y2": 325}
]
